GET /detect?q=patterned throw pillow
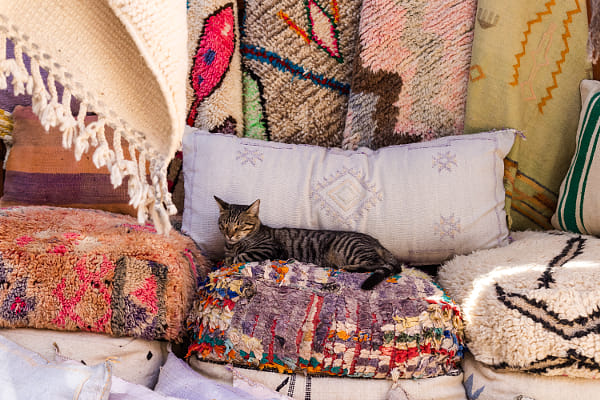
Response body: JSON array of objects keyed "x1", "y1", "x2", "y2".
[
  {"x1": 182, "y1": 128, "x2": 515, "y2": 265},
  {"x1": 438, "y1": 230, "x2": 600, "y2": 379},
  {"x1": 342, "y1": 0, "x2": 477, "y2": 150},
  {"x1": 552, "y1": 80, "x2": 600, "y2": 235},
  {"x1": 0, "y1": 206, "x2": 207, "y2": 341},
  {"x1": 239, "y1": 0, "x2": 362, "y2": 146},
  {"x1": 187, "y1": 260, "x2": 464, "y2": 379},
  {"x1": 0, "y1": 106, "x2": 140, "y2": 215}
]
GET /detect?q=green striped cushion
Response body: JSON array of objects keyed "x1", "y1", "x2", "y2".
[{"x1": 553, "y1": 80, "x2": 600, "y2": 235}]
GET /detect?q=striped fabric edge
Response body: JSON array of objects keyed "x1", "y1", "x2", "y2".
[{"x1": 556, "y1": 91, "x2": 600, "y2": 234}]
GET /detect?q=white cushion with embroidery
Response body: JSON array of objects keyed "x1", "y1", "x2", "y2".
[{"x1": 182, "y1": 128, "x2": 515, "y2": 264}]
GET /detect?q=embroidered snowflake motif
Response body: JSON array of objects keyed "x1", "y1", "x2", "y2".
[
  {"x1": 434, "y1": 214, "x2": 462, "y2": 240},
  {"x1": 236, "y1": 147, "x2": 264, "y2": 166},
  {"x1": 432, "y1": 151, "x2": 458, "y2": 172}
]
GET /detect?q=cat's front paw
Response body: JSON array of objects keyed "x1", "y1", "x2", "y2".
[{"x1": 223, "y1": 256, "x2": 234, "y2": 265}]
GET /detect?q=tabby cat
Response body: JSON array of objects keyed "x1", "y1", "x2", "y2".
[{"x1": 214, "y1": 196, "x2": 404, "y2": 290}]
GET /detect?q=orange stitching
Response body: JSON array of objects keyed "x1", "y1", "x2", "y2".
[
  {"x1": 331, "y1": 0, "x2": 340, "y2": 24},
  {"x1": 537, "y1": 0, "x2": 582, "y2": 113},
  {"x1": 509, "y1": 0, "x2": 555, "y2": 86},
  {"x1": 277, "y1": 10, "x2": 311, "y2": 43}
]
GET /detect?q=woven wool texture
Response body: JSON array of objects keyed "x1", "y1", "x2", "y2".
[
  {"x1": 0, "y1": 206, "x2": 207, "y2": 342},
  {"x1": 0, "y1": 1, "x2": 188, "y2": 233},
  {"x1": 187, "y1": 0, "x2": 244, "y2": 137},
  {"x1": 0, "y1": 106, "x2": 138, "y2": 216},
  {"x1": 438, "y1": 230, "x2": 600, "y2": 379},
  {"x1": 239, "y1": 0, "x2": 362, "y2": 146},
  {"x1": 187, "y1": 260, "x2": 464, "y2": 380},
  {"x1": 342, "y1": 0, "x2": 477, "y2": 150},
  {"x1": 464, "y1": 0, "x2": 592, "y2": 231}
]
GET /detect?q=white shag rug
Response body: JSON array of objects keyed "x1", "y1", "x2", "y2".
[{"x1": 438, "y1": 230, "x2": 600, "y2": 379}]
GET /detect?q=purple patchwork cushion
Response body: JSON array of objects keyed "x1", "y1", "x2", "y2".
[{"x1": 187, "y1": 260, "x2": 464, "y2": 379}]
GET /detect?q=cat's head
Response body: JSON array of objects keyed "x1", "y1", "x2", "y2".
[{"x1": 214, "y1": 196, "x2": 261, "y2": 244}]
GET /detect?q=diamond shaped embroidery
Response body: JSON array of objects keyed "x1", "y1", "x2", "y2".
[{"x1": 311, "y1": 168, "x2": 382, "y2": 227}]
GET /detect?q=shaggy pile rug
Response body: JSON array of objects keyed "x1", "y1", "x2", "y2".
[
  {"x1": 239, "y1": 0, "x2": 362, "y2": 146},
  {"x1": 0, "y1": 206, "x2": 208, "y2": 341},
  {"x1": 342, "y1": 0, "x2": 477, "y2": 150},
  {"x1": 187, "y1": 260, "x2": 464, "y2": 380},
  {"x1": 438, "y1": 230, "x2": 600, "y2": 379}
]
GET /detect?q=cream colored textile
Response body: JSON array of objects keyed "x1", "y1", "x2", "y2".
[
  {"x1": 188, "y1": 358, "x2": 467, "y2": 400},
  {"x1": 0, "y1": 1, "x2": 188, "y2": 233},
  {"x1": 182, "y1": 128, "x2": 515, "y2": 264},
  {"x1": 462, "y1": 352, "x2": 600, "y2": 400},
  {"x1": 438, "y1": 230, "x2": 600, "y2": 379},
  {"x1": 0, "y1": 328, "x2": 168, "y2": 388}
]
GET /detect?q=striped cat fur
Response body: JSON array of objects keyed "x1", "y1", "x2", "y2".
[{"x1": 214, "y1": 196, "x2": 403, "y2": 290}]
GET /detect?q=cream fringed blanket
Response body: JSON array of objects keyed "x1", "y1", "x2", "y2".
[{"x1": 0, "y1": 1, "x2": 188, "y2": 233}]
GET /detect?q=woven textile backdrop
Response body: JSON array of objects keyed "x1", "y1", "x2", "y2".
[
  {"x1": 239, "y1": 0, "x2": 362, "y2": 147},
  {"x1": 464, "y1": 0, "x2": 592, "y2": 230},
  {"x1": 342, "y1": 0, "x2": 477, "y2": 150},
  {"x1": 187, "y1": 0, "x2": 244, "y2": 136}
]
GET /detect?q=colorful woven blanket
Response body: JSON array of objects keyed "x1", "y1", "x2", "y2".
[
  {"x1": 187, "y1": 260, "x2": 464, "y2": 379},
  {"x1": 0, "y1": 206, "x2": 208, "y2": 341}
]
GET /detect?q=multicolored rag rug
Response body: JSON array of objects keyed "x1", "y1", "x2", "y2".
[
  {"x1": 464, "y1": 0, "x2": 592, "y2": 230},
  {"x1": 187, "y1": 260, "x2": 464, "y2": 379},
  {"x1": 342, "y1": 0, "x2": 477, "y2": 150},
  {"x1": 0, "y1": 206, "x2": 209, "y2": 342},
  {"x1": 187, "y1": 0, "x2": 244, "y2": 136},
  {"x1": 239, "y1": 0, "x2": 362, "y2": 146}
]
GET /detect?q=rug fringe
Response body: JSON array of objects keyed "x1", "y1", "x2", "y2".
[{"x1": 0, "y1": 30, "x2": 175, "y2": 234}]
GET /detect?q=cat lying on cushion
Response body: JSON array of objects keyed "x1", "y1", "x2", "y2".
[{"x1": 214, "y1": 196, "x2": 404, "y2": 290}]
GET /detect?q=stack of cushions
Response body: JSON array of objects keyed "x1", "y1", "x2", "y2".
[
  {"x1": 437, "y1": 230, "x2": 600, "y2": 398},
  {"x1": 187, "y1": 260, "x2": 464, "y2": 379},
  {"x1": 436, "y1": 78, "x2": 600, "y2": 399},
  {"x1": 0, "y1": 205, "x2": 206, "y2": 341},
  {"x1": 182, "y1": 127, "x2": 516, "y2": 392}
]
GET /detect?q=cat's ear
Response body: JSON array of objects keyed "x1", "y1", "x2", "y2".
[
  {"x1": 246, "y1": 199, "x2": 260, "y2": 216},
  {"x1": 214, "y1": 196, "x2": 229, "y2": 211}
]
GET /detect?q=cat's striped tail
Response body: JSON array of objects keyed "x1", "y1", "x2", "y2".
[{"x1": 360, "y1": 262, "x2": 404, "y2": 290}]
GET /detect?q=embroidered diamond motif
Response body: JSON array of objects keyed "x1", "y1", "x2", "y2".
[
  {"x1": 311, "y1": 168, "x2": 382, "y2": 227},
  {"x1": 236, "y1": 147, "x2": 264, "y2": 166},
  {"x1": 432, "y1": 151, "x2": 458, "y2": 172},
  {"x1": 434, "y1": 214, "x2": 462, "y2": 240}
]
